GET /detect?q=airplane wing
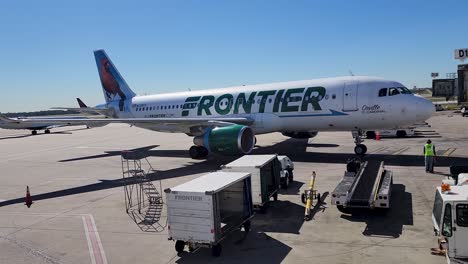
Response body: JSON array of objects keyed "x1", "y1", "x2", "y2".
[
  {"x1": 51, "y1": 107, "x2": 113, "y2": 116},
  {"x1": 2, "y1": 116, "x2": 254, "y2": 134}
]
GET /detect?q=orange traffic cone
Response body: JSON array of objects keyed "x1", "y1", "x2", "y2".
[
  {"x1": 25, "y1": 186, "x2": 33, "y2": 208},
  {"x1": 375, "y1": 131, "x2": 381, "y2": 141}
]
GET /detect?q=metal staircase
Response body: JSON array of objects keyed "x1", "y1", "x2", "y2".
[{"x1": 121, "y1": 150, "x2": 165, "y2": 232}]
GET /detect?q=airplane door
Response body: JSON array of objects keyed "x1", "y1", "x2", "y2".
[{"x1": 343, "y1": 82, "x2": 359, "y2": 111}]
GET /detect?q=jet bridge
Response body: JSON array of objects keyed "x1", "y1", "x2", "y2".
[{"x1": 331, "y1": 159, "x2": 393, "y2": 213}]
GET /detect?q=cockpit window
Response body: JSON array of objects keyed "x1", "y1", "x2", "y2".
[
  {"x1": 397, "y1": 87, "x2": 412, "y2": 94},
  {"x1": 378, "y1": 88, "x2": 387, "y2": 97},
  {"x1": 389, "y1": 87, "x2": 400, "y2": 96}
]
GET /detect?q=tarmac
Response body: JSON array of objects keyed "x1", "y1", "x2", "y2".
[{"x1": 0, "y1": 111, "x2": 467, "y2": 264}]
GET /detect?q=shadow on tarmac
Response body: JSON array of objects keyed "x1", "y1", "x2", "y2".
[
  {"x1": 0, "y1": 156, "x2": 226, "y2": 208},
  {"x1": 339, "y1": 184, "x2": 413, "y2": 238},
  {"x1": 253, "y1": 138, "x2": 468, "y2": 167},
  {"x1": 0, "y1": 127, "x2": 89, "y2": 140},
  {"x1": 175, "y1": 231, "x2": 291, "y2": 263}
]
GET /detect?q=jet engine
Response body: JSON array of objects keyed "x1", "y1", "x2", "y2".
[
  {"x1": 193, "y1": 125, "x2": 255, "y2": 155},
  {"x1": 282, "y1": 131, "x2": 318, "y2": 139}
]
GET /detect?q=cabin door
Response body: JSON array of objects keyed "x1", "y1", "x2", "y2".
[{"x1": 343, "y1": 81, "x2": 359, "y2": 111}]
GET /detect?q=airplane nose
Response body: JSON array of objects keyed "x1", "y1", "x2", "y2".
[{"x1": 414, "y1": 97, "x2": 435, "y2": 121}]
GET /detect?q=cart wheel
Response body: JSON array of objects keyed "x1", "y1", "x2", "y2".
[
  {"x1": 243, "y1": 220, "x2": 251, "y2": 232},
  {"x1": 273, "y1": 192, "x2": 278, "y2": 201},
  {"x1": 301, "y1": 193, "x2": 306, "y2": 204},
  {"x1": 281, "y1": 172, "x2": 290, "y2": 189},
  {"x1": 211, "y1": 244, "x2": 222, "y2": 257},
  {"x1": 175, "y1": 240, "x2": 185, "y2": 253},
  {"x1": 316, "y1": 193, "x2": 321, "y2": 203},
  {"x1": 288, "y1": 169, "x2": 294, "y2": 181}
]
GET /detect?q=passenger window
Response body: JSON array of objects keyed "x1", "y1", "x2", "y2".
[
  {"x1": 442, "y1": 204, "x2": 453, "y2": 237},
  {"x1": 379, "y1": 88, "x2": 387, "y2": 97},
  {"x1": 457, "y1": 204, "x2": 468, "y2": 227},
  {"x1": 389, "y1": 87, "x2": 400, "y2": 96}
]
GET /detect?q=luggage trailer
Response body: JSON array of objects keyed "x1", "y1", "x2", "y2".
[
  {"x1": 165, "y1": 171, "x2": 254, "y2": 257},
  {"x1": 331, "y1": 160, "x2": 393, "y2": 213}
]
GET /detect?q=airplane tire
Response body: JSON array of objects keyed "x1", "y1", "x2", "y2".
[
  {"x1": 396, "y1": 130, "x2": 406, "y2": 138},
  {"x1": 189, "y1": 146, "x2": 200, "y2": 159},
  {"x1": 199, "y1": 146, "x2": 209, "y2": 158},
  {"x1": 32, "y1": 130, "x2": 37, "y2": 135},
  {"x1": 354, "y1": 144, "x2": 367, "y2": 155},
  {"x1": 45, "y1": 129, "x2": 50, "y2": 134},
  {"x1": 366, "y1": 131, "x2": 376, "y2": 139}
]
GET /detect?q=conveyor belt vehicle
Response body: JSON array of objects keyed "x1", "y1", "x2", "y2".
[{"x1": 331, "y1": 159, "x2": 393, "y2": 213}]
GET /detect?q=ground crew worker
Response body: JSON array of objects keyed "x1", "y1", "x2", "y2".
[{"x1": 424, "y1": 139, "x2": 436, "y2": 173}]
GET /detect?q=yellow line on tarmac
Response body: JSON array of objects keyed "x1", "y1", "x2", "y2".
[
  {"x1": 393, "y1": 147, "x2": 410, "y2": 155},
  {"x1": 443, "y1": 148, "x2": 456, "y2": 157}
]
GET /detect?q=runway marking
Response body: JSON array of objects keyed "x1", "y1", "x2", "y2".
[
  {"x1": 372, "y1": 146, "x2": 387, "y2": 153},
  {"x1": 393, "y1": 147, "x2": 410, "y2": 155},
  {"x1": 82, "y1": 214, "x2": 107, "y2": 264},
  {"x1": 443, "y1": 148, "x2": 456, "y2": 156}
]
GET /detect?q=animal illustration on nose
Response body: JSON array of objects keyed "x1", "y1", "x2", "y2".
[{"x1": 100, "y1": 58, "x2": 126, "y2": 111}]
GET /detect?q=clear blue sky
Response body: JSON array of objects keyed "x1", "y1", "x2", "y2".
[{"x1": 0, "y1": 0, "x2": 466, "y2": 112}]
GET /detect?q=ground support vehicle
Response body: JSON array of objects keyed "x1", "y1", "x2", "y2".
[
  {"x1": 432, "y1": 181, "x2": 468, "y2": 263},
  {"x1": 222, "y1": 155, "x2": 281, "y2": 211},
  {"x1": 277, "y1": 155, "x2": 294, "y2": 188},
  {"x1": 165, "y1": 171, "x2": 254, "y2": 257},
  {"x1": 331, "y1": 159, "x2": 393, "y2": 213}
]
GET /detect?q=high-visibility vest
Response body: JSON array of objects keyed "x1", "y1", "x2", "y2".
[{"x1": 425, "y1": 144, "x2": 434, "y2": 156}]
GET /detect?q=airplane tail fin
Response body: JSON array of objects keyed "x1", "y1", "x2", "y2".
[
  {"x1": 76, "y1": 98, "x2": 88, "y2": 108},
  {"x1": 94, "y1": 50, "x2": 136, "y2": 104},
  {"x1": 0, "y1": 114, "x2": 15, "y2": 123}
]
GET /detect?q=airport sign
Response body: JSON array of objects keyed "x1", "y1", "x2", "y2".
[{"x1": 455, "y1": 48, "x2": 468, "y2": 61}]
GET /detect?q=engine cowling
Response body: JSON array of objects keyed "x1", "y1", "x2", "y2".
[
  {"x1": 193, "y1": 125, "x2": 255, "y2": 155},
  {"x1": 282, "y1": 131, "x2": 318, "y2": 139}
]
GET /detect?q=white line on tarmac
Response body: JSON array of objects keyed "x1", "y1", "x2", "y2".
[{"x1": 82, "y1": 214, "x2": 108, "y2": 264}]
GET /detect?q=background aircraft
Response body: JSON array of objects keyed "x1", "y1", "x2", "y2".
[{"x1": 0, "y1": 114, "x2": 97, "y2": 135}]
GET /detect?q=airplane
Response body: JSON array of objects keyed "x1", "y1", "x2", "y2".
[
  {"x1": 0, "y1": 114, "x2": 102, "y2": 135},
  {"x1": 18, "y1": 49, "x2": 435, "y2": 157}
]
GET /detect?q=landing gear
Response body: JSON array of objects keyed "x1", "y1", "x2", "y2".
[
  {"x1": 188, "y1": 146, "x2": 209, "y2": 159},
  {"x1": 44, "y1": 129, "x2": 50, "y2": 134},
  {"x1": 352, "y1": 129, "x2": 367, "y2": 156},
  {"x1": 31, "y1": 130, "x2": 37, "y2": 135},
  {"x1": 354, "y1": 144, "x2": 367, "y2": 156}
]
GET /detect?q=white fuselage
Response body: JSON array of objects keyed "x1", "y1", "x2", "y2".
[{"x1": 107, "y1": 76, "x2": 434, "y2": 134}]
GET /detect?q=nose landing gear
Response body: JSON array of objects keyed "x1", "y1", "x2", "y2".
[{"x1": 352, "y1": 129, "x2": 367, "y2": 156}]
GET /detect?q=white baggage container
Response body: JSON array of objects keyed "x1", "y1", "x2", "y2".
[
  {"x1": 165, "y1": 171, "x2": 253, "y2": 257},
  {"x1": 221, "y1": 155, "x2": 281, "y2": 211}
]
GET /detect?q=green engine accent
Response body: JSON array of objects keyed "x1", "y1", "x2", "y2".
[{"x1": 207, "y1": 125, "x2": 253, "y2": 155}]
